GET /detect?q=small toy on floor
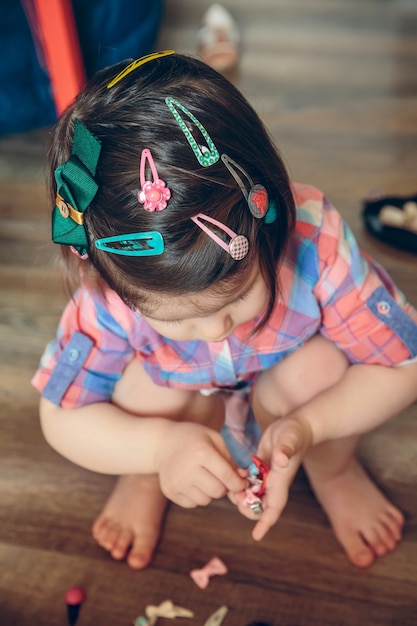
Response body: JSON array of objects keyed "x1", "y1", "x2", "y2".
[
  {"x1": 65, "y1": 586, "x2": 85, "y2": 626},
  {"x1": 134, "y1": 599, "x2": 194, "y2": 626},
  {"x1": 190, "y1": 556, "x2": 228, "y2": 589},
  {"x1": 362, "y1": 191, "x2": 417, "y2": 253},
  {"x1": 203, "y1": 605, "x2": 228, "y2": 626}
]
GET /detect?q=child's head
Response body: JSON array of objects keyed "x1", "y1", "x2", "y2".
[{"x1": 48, "y1": 52, "x2": 295, "y2": 331}]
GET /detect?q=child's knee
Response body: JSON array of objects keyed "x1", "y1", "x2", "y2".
[
  {"x1": 113, "y1": 357, "x2": 224, "y2": 428},
  {"x1": 253, "y1": 335, "x2": 349, "y2": 427}
]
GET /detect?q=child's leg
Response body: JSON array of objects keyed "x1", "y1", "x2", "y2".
[
  {"x1": 303, "y1": 436, "x2": 403, "y2": 567},
  {"x1": 252, "y1": 335, "x2": 404, "y2": 567},
  {"x1": 92, "y1": 357, "x2": 223, "y2": 569}
]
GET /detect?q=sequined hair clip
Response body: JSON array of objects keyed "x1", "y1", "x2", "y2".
[{"x1": 165, "y1": 97, "x2": 220, "y2": 167}]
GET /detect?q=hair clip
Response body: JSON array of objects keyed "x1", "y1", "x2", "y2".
[
  {"x1": 145, "y1": 600, "x2": 194, "y2": 621},
  {"x1": 243, "y1": 454, "x2": 270, "y2": 514},
  {"x1": 165, "y1": 97, "x2": 220, "y2": 167},
  {"x1": 191, "y1": 213, "x2": 249, "y2": 260},
  {"x1": 189, "y1": 557, "x2": 228, "y2": 589},
  {"x1": 55, "y1": 193, "x2": 85, "y2": 224},
  {"x1": 52, "y1": 119, "x2": 101, "y2": 256},
  {"x1": 138, "y1": 149, "x2": 171, "y2": 211},
  {"x1": 95, "y1": 231, "x2": 164, "y2": 256},
  {"x1": 221, "y1": 154, "x2": 269, "y2": 219},
  {"x1": 107, "y1": 50, "x2": 175, "y2": 89}
]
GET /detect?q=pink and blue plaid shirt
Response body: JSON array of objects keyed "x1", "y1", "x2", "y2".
[{"x1": 32, "y1": 183, "x2": 417, "y2": 409}]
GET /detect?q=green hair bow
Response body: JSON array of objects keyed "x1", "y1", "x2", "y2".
[{"x1": 51, "y1": 119, "x2": 101, "y2": 256}]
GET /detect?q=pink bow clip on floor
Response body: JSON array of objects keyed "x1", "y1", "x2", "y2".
[{"x1": 190, "y1": 556, "x2": 228, "y2": 589}]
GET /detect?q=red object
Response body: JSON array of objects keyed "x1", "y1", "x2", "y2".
[
  {"x1": 33, "y1": 0, "x2": 86, "y2": 114},
  {"x1": 250, "y1": 454, "x2": 270, "y2": 497},
  {"x1": 65, "y1": 587, "x2": 85, "y2": 605},
  {"x1": 65, "y1": 587, "x2": 86, "y2": 626}
]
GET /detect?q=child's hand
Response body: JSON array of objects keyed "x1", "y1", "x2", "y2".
[
  {"x1": 231, "y1": 415, "x2": 313, "y2": 540},
  {"x1": 157, "y1": 421, "x2": 247, "y2": 508}
]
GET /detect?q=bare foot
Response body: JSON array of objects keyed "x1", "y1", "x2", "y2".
[
  {"x1": 307, "y1": 458, "x2": 404, "y2": 568},
  {"x1": 92, "y1": 474, "x2": 168, "y2": 569}
]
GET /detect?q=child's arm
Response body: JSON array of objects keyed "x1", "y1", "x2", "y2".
[
  {"x1": 239, "y1": 360, "x2": 417, "y2": 539},
  {"x1": 40, "y1": 398, "x2": 246, "y2": 508},
  {"x1": 283, "y1": 360, "x2": 417, "y2": 445}
]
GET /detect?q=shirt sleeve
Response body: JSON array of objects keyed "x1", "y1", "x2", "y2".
[
  {"x1": 313, "y1": 197, "x2": 417, "y2": 365},
  {"x1": 31, "y1": 286, "x2": 135, "y2": 408}
]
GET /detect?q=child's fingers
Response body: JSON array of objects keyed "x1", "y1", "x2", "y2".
[
  {"x1": 251, "y1": 479, "x2": 290, "y2": 540},
  {"x1": 251, "y1": 507, "x2": 279, "y2": 541},
  {"x1": 212, "y1": 459, "x2": 248, "y2": 492},
  {"x1": 258, "y1": 418, "x2": 309, "y2": 468},
  {"x1": 208, "y1": 436, "x2": 249, "y2": 492}
]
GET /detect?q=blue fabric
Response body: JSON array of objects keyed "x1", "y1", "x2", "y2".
[
  {"x1": 0, "y1": 0, "x2": 56, "y2": 136},
  {"x1": 367, "y1": 285, "x2": 417, "y2": 355},
  {"x1": 43, "y1": 332, "x2": 94, "y2": 405},
  {"x1": 72, "y1": 0, "x2": 164, "y2": 77},
  {"x1": 0, "y1": 0, "x2": 164, "y2": 136}
]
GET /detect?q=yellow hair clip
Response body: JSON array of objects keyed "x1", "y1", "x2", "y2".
[{"x1": 107, "y1": 50, "x2": 175, "y2": 88}]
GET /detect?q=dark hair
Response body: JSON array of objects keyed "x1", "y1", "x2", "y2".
[{"x1": 47, "y1": 53, "x2": 295, "y2": 331}]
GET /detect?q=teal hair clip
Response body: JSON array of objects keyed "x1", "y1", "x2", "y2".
[
  {"x1": 95, "y1": 231, "x2": 164, "y2": 256},
  {"x1": 165, "y1": 97, "x2": 219, "y2": 167}
]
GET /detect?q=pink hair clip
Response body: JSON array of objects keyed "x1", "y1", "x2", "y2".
[
  {"x1": 191, "y1": 213, "x2": 249, "y2": 260},
  {"x1": 190, "y1": 556, "x2": 228, "y2": 589},
  {"x1": 138, "y1": 148, "x2": 171, "y2": 211}
]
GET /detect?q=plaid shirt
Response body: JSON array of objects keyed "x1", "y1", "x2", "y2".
[{"x1": 33, "y1": 183, "x2": 417, "y2": 409}]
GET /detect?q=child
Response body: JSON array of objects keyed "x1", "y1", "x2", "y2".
[{"x1": 33, "y1": 51, "x2": 417, "y2": 571}]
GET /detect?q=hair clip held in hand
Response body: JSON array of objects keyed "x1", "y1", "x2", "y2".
[
  {"x1": 138, "y1": 149, "x2": 171, "y2": 211},
  {"x1": 244, "y1": 454, "x2": 270, "y2": 514}
]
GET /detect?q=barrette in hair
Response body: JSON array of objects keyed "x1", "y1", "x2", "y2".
[
  {"x1": 107, "y1": 50, "x2": 175, "y2": 89},
  {"x1": 95, "y1": 231, "x2": 164, "y2": 256},
  {"x1": 221, "y1": 154, "x2": 269, "y2": 219},
  {"x1": 191, "y1": 213, "x2": 249, "y2": 260},
  {"x1": 165, "y1": 97, "x2": 220, "y2": 167},
  {"x1": 52, "y1": 119, "x2": 102, "y2": 256},
  {"x1": 138, "y1": 148, "x2": 171, "y2": 211}
]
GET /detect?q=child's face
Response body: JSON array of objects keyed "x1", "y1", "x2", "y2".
[{"x1": 141, "y1": 267, "x2": 269, "y2": 342}]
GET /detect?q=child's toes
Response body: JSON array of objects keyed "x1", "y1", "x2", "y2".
[
  {"x1": 127, "y1": 538, "x2": 154, "y2": 570},
  {"x1": 110, "y1": 527, "x2": 134, "y2": 560},
  {"x1": 95, "y1": 519, "x2": 119, "y2": 551},
  {"x1": 343, "y1": 533, "x2": 375, "y2": 568},
  {"x1": 385, "y1": 508, "x2": 405, "y2": 539}
]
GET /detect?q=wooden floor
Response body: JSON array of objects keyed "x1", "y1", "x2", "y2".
[{"x1": 1, "y1": 1, "x2": 417, "y2": 624}]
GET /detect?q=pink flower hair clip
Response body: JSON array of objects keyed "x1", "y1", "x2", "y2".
[{"x1": 138, "y1": 148, "x2": 171, "y2": 211}]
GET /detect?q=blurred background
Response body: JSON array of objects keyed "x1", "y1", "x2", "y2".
[{"x1": 1, "y1": 1, "x2": 417, "y2": 625}]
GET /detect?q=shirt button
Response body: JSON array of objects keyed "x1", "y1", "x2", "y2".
[
  {"x1": 68, "y1": 348, "x2": 80, "y2": 361},
  {"x1": 377, "y1": 301, "x2": 391, "y2": 315}
]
